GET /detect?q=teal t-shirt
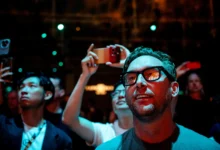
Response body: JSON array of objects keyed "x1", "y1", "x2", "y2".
[{"x1": 96, "y1": 124, "x2": 220, "y2": 150}]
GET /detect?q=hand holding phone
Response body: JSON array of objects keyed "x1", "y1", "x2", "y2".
[
  {"x1": 176, "y1": 61, "x2": 201, "y2": 79},
  {"x1": 186, "y1": 61, "x2": 201, "y2": 70},
  {"x1": 0, "y1": 57, "x2": 13, "y2": 83},
  {"x1": 93, "y1": 46, "x2": 121, "y2": 64}
]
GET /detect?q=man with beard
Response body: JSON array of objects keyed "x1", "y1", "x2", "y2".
[
  {"x1": 0, "y1": 71, "x2": 72, "y2": 149},
  {"x1": 96, "y1": 46, "x2": 220, "y2": 150}
]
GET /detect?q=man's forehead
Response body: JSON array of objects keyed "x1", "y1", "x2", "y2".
[
  {"x1": 22, "y1": 76, "x2": 40, "y2": 84},
  {"x1": 115, "y1": 84, "x2": 124, "y2": 90},
  {"x1": 127, "y1": 55, "x2": 163, "y2": 71}
]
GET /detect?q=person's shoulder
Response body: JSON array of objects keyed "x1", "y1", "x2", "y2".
[
  {"x1": 46, "y1": 121, "x2": 73, "y2": 149},
  {"x1": 0, "y1": 114, "x2": 9, "y2": 126},
  {"x1": 0, "y1": 114, "x2": 15, "y2": 124},
  {"x1": 177, "y1": 124, "x2": 205, "y2": 139},
  {"x1": 95, "y1": 134, "x2": 122, "y2": 150},
  {"x1": 177, "y1": 124, "x2": 220, "y2": 148},
  {"x1": 93, "y1": 121, "x2": 114, "y2": 130},
  {"x1": 0, "y1": 114, "x2": 7, "y2": 119},
  {"x1": 210, "y1": 123, "x2": 220, "y2": 131},
  {"x1": 46, "y1": 120, "x2": 72, "y2": 141},
  {"x1": 95, "y1": 128, "x2": 134, "y2": 150},
  {"x1": 93, "y1": 121, "x2": 112, "y2": 126},
  {"x1": 0, "y1": 114, "x2": 6, "y2": 119},
  {"x1": 177, "y1": 95, "x2": 190, "y2": 102}
]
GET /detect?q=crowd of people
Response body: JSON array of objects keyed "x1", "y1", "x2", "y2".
[{"x1": 0, "y1": 42, "x2": 220, "y2": 149}]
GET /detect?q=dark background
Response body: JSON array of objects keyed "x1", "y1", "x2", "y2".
[{"x1": 0, "y1": 0, "x2": 220, "y2": 111}]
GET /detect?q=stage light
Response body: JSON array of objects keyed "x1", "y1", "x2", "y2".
[
  {"x1": 57, "y1": 24, "x2": 64, "y2": 31},
  {"x1": 76, "y1": 26, "x2": 81, "y2": 31},
  {"x1": 52, "y1": 50, "x2": 57, "y2": 56},
  {"x1": 52, "y1": 68, "x2": 57, "y2": 72},
  {"x1": 18, "y1": 68, "x2": 23, "y2": 73},
  {"x1": 6, "y1": 86, "x2": 12, "y2": 92},
  {"x1": 150, "y1": 24, "x2": 157, "y2": 31},
  {"x1": 41, "y1": 33, "x2": 47, "y2": 38},
  {"x1": 58, "y1": 61, "x2": 63, "y2": 67}
]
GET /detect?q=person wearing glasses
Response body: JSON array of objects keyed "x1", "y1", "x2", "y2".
[
  {"x1": 96, "y1": 46, "x2": 220, "y2": 150},
  {"x1": 62, "y1": 44, "x2": 133, "y2": 148}
]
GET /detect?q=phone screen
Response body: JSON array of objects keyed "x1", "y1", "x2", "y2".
[
  {"x1": 109, "y1": 47, "x2": 121, "y2": 63},
  {"x1": 186, "y1": 61, "x2": 201, "y2": 69},
  {"x1": 0, "y1": 39, "x2": 10, "y2": 56},
  {"x1": 93, "y1": 47, "x2": 121, "y2": 64}
]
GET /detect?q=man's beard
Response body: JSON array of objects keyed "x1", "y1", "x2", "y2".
[{"x1": 130, "y1": 93, "x2": 172, "y2": 123}]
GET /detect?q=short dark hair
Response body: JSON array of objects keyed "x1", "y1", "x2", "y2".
[
  {"x1": 47, "y1": 72, "x2": 65, "y2": 90},
  {"x1": 49, "y1": 75, "x2": 65, "y2": 90},
  {"x1": 123, "y1": 46, "x2": 177, "y2": 81},
  {"x1": 112, "y1": 80, "x2": 123, "y2": 93},
  {"x1": 110, "y1": 80, "x2": 124, "y2": 98},
  {"x1": 17, "y1": 71, "x2": 55, "y2": 102}
]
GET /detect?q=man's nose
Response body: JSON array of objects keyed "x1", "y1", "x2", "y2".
[
  {"x1": 136, "y1": 74, "x2": 147, "y2": 87},
  {"x1": 118, "y1": 90, "x2": 125, "y2": 97},
  {"x1": 20, "y1": 86, "x2": 28, "y2": 94}
]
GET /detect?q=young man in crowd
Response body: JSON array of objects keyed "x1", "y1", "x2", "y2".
[{"x1": 0, "y1": 70, "x2": 72, "y2": 149}]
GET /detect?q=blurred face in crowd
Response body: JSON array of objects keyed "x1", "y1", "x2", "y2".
[
  {"x1": 7, "y1": 90, "x2": 18, "y2": 110},
  {"x1": 124, "y1": 55, "x2": 177, "y2": 122},
  {"x1": 50, "y1": 77, "x2": 65, "y2": 101},
  {"x1": 111, "y1": 84, "x2": 130, "y2": 115},
  {"x1": 18, "y1": 77, "x2": 45, "y2": 109},
  {"x1": 186, "y1": 73, "x2": 203, "y2": 94}
]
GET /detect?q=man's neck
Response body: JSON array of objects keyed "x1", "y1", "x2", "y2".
[
  {"x1": 117, "y1": 110, "x2": 133, "y2": 129},
  {"x1": 21, "y1": 107, "x2": 44, "y2": 127},
  {"x1": 46, "y1": 101, "x2": 63, "y2": 114},
  {"x1": 134, "y1": 111, "x2": 176, "y2": 144},
  {"x1": 189, "y1": 92, "x2": 202, "y2": 100}
]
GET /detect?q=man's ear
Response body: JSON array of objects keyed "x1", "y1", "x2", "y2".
[
  {"x1": 170, "y1": 82, "x2": 179, "y2": 117},
  {"x1": 44, "y1": 91, "x2": 53, "y2": 101},
  {"x1": 170, "y1": 81, "x2": 179, "y2": 97}
]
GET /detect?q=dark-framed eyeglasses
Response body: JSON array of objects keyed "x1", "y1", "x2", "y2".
[
  {"x1": 121, "y1": 66, "x2": 174, "y2": 86},
  {"x1": 111, "y1": 89, "x2": 125, "y2": 98}
]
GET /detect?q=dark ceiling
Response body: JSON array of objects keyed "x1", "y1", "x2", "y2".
[{"x1": 1, "y1": 0, "x2": 220, "y2": 96}]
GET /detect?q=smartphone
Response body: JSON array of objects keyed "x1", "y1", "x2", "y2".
[
  {"x1": 0, "y1": 39, "x2": 10, "y2": 56},
  {"x1": 186, "y1": 61, "x2": 201, "y2": 69},
  {"x1": 93, "y1": 47, "x2": 121, "y2": 64},
  {"x1": 0, "y1": 39, "x2": 12, "y2": 83},
  {"x1": 0, "y1": 57, "x2": 13, "y2": 83}
]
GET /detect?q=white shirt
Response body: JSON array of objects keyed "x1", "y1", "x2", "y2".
[
  {"x1": 21, "y1": 120, "x2": 47, "y2": 150},
  {"x1": 87, "y1": 120, "x2": 128, "y2": 147}
]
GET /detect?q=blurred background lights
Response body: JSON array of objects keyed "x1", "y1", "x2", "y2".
[
  {"x1": 58, "y1": 61, "x2": 64, "y2": 67},
  {"x1": 52, "y1": 50, "x2": 57, "y2": 56},
  {"x1": 41, "y1": 33, "x2": 47, "y2": 38},
  {"x1": 6, "y1": 86, "x2": 12, "y2": 92},
  {"x1": 52, "y1": 68, "x2": 57, "y2": 72},
  {"x1": 150, "y1": 24, "x2": 157, "y2": 31},
  {"x1": 57, "y1": 24, "x2": 64, "y2": 30},
  {"x1": 76, "y1": 26, "x2": 81, "y2": 31},
  {"x1": 18, "y1": 68, "x2": 23, "y2": 73}
]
